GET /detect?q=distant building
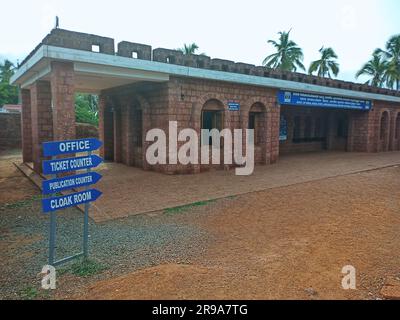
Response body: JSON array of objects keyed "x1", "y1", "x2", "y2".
[{"x1": 1, "y1": 104, "x2": 22, "y2": 113}]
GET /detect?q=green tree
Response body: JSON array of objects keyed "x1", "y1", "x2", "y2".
[
  {"x1": 375, "y1": 34, "x2": 400, "y2": 90},
  {"x1": 0, "y1": 59, "x2": 19, "y2": 106},
  {"x1": 75, "y1": 94, "x2": 99, "y2": 126},
  {"x1": 356, "y1": 53, "x2": 388, "y2": 87},
  {"x1": 179, "y1": 43, "x2": 200, "y2": 55},
  {"x1": 308, "y1": 47, "x2": 340, "y2": 78},
  {"x1": 263, "y1": 30, "x2": 305, "y2": 72}
]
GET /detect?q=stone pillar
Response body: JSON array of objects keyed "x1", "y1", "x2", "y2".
[
  {"x1": 113, "y1": 108, "x2": 122, "y2": 163},
  {"x1": 270, "y1": 105, "x2": 280, "y2": 164},
  {"x1": 98, "y1": 93, "x2": 106, "y2": 158},
  {"x1": 326, "y1": 112, "x2": 336, "y2": 150},
  {"x1": 30, "y1": 81, "x2": 53, "y2": 173},
  {"x1": 21, "y1": 89, "x2": 33, "y2": 163},
  {"x1": 50, "y1": 61, "x2": 76, "y2": 142}
]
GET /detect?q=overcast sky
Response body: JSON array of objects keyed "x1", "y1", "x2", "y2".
[{"x1": 1, "y1": 0, "x2": 399, "y2": 83}]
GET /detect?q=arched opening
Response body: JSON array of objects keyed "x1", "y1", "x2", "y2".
[
  {"x1": 380, "y1": 111, "x2": 390, "y2": 152},
  {"x1": 201, "y1": 99, "x2": 224, "y2": 145},
  {"x1": 248, "y1": 102, "x2": 267, "y2": 146}
]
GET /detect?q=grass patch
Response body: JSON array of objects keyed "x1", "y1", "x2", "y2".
[
  {"x1": 1, "y1": 195, "x2": 41, "y2": 210},
  {"x1": 19, "y1": 286, "x2": 39, "y2": 300},
  {"x1": 69, "y1": 259, "x2": 107, "y2": 277},
  {"x1": 164, "y1": 199, "x2": 216, "y2": 215}
]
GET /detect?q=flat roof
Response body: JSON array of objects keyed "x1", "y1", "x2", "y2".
[{"x1": 11, "y1": 44, "x2": 400, "y2": 103}]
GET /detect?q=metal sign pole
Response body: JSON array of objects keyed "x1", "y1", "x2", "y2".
[
  {"x1": 83, "y1": 151, "x2": 91, "y2": 260},
  {"x1": 49, "y1": 156, "x2": 57, "y2": 266}
]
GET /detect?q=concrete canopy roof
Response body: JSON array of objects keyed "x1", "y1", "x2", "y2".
[{"x1": 11, "y1": 44, "x2": 400, "y2": 103}]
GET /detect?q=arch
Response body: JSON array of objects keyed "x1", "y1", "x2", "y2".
[
  {"x1": 190, "y1": 94, "x2": 227, "y2": 129},
  {"x1": 379, "y1": 110, "x2": 390, "y2": 152},
  {"x1": 202, "y1": 98, "x2": 225, "y2": 111},
  {"x1": 248, "y1": 102, "x2": 267, "y2": 147},
  {"x1": 201, "y1": 99, "x2": 225, "y2": 146}
]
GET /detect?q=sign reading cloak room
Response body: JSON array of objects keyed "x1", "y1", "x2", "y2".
[{"x1": 278, "y1": 91, "x2": 372, "y2": 111}]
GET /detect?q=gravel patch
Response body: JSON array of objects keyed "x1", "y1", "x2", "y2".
[{"x1": 0, "y1": 197, "x2": 213, "y2": 300}]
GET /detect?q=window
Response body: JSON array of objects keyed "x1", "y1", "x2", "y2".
[
  {"x1": 202, "y1": 111, "x2": 223, "y2": 145},
  {"x1": 166, "y1": 55, "x2": 176, "y2": 64},
  {"x1": 91, "y1": 44, "x2": 100, "y2": 53},
  {"x1": 131, "y1": 51, "x2": 138, "y2": 59}
]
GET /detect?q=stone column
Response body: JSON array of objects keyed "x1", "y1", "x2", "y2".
[
  {"x1": 98, "y1": 93, "x2": 106, "y2": 158},
  {"x1": 113, "y1": 108, "x2": 122, "y2": 163},
  {"x1": 30, "y1": 81, "x2": 53, "y2": 173},
  {"x1": 21, "y1": 89, "x2": 33, "y2": 163}
]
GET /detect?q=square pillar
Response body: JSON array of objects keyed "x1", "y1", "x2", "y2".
[
  {"x1": 30, "y1": 81, "x2": 53, "y2": 173},
  {"x1": 50, "y1": 61, "x2": 76, "y2": 141},
  {"x1": 113, "y1": 109, "x2": 122, "y2": 163},
  {"x1": 21, "y1": 89, "x2": 33, "y2": 163},
  {"x1": 98, "y1": 93, "x2": 106, "y2": 159}
]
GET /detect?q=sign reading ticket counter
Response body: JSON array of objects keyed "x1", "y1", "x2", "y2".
[{"x1": 41, "y1": 138, "x2": 103, "y2": 267}]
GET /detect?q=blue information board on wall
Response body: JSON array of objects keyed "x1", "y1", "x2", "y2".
[
  {"x1": 277, "y1": 91, "x2": 372, "y2": 111},
  {"x1": 228, "y1": 102, "x2": 240, "y2": 111}
]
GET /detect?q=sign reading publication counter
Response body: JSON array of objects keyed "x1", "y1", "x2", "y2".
[{"x1": 41, "y1": 138, "x2": 103, "y2": 266}]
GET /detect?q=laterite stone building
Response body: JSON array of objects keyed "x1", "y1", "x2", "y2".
[{"x1": 11, "y1": 29, "x2": 400, "y2": 174}]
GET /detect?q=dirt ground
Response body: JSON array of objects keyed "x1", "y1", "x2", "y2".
[
  {"x1": 0, "y1": 149, "x2": 38, "y2": 204},
  {"x1": 76, "y1": 165, "x2": 400, "y2": 300},
  {"x1": 1, "y1": 149, "x2": 400, "y2": 300}
]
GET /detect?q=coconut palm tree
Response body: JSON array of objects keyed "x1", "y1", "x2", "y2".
[
  {"x1": 375, "y1": 34, "x2": 400, "y2": 90},
  {"x1": 308, "y1": 47, "x2": 340, "y2": 78},
  {"x1": 356, "y1": 53, "x2": 388, "y2": 87},
  {"x1": 179, "y1": 43, "x2": 200, "y2": 55},
  {"x1": 263, "y1": 30, "x2": 305, "y2": 72}
]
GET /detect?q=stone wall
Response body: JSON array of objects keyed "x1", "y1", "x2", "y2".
[
  {"x1": 0, "y1": 113, "x2": 21, "y2": 149},
  {"x1": 18, "y1": 28, "x2": 400, "y2": 99}
]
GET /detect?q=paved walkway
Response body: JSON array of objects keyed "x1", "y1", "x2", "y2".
[{"x1": 91, "y1": 151, "x2": 400, "y2": 222}]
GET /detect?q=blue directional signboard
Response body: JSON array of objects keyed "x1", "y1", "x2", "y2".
[
  {"x1": 42, "y1": 189, "x2": 102, "y2": 213},
  {"x1": 41, "y1": 138, "x2": 103, "y2": 266},
  {"x1": 42, "y1": 155, "x2": 103, "y2": 175},
  {"x1": 43, "y1": 138, "x2": 103, "y2": 157},
  {"x1": 277, "y1": 90, "x2": 372, "y2": 111},
  {"x1": 42, "y1": 172, "x2": 103, "y2": 195}
]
